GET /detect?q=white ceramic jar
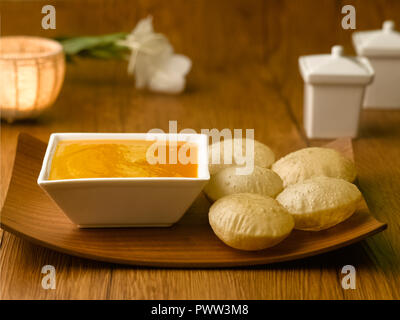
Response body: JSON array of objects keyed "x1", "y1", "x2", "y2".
[
  {"x1": 299, "y1": 45, "x2": 374, "y2": 139},
  {"x1": 353, "y1": 21, "x2": 400, "y2": 109}
]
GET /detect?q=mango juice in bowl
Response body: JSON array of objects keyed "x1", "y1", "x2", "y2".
[{"x1": 37, "y1": 133, "x2": 209, "y2": 228}]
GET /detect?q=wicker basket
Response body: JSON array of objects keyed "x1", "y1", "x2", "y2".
[{"x1": 0, "y1": 36, "x2": 65, "y2": 122}]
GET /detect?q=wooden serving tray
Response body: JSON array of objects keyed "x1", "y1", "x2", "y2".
[{"x1": 0, "y1": 133, "x2": 387, "y2": 267}]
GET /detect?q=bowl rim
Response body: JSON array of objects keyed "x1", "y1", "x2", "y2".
[
  {"x1": 0, "y1": 36, "x2": 64, "y2": 60},
  {"x1": 37, "y1": 132, "x2": 210, "y2": 185}
]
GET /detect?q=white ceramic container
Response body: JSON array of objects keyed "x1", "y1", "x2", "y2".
[
  {"x1": 353, "y1": 21, "x2": 400, "y2": 109},
  {"x1": 299, "y1": 45, "x2": 374, "y2": 139},
  {"x1": 37, "y1": 133, "x2": 210, "y2": 228}
]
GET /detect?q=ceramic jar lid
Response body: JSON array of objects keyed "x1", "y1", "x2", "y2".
[
  {"x1": 299, "y1": 45, "x2": 374, "y2": 85},
  {"x1": 353, "y1": 20, "x2": 400, "y2": 57}
]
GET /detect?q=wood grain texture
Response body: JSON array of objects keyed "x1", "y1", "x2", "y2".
[
  {"x1": 1, "y1": 0, "x2": 400, "y2": 299},
  {"x1": 0, "y1": 134, "x2": 386, "y2": 267}
]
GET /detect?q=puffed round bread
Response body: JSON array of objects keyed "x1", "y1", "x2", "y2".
[
  {"x1": 271, "y1": 147, "x2": 356, "y2": 187},
  {"x1": 276, "y1": 176, "x2": 362, "y2": 231},
  {"x1": 209, "y1": 193, "x2": 294, "y2": 251},
  {"x1": 208, "y1": 138, "x2": 275, "y2": 175},
  {"x1": 204, "y1": 165, "x2": 283, "y2": 202}
]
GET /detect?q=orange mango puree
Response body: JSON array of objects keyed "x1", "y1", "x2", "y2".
[{"x1": 49, "y1": 140, "x2": 198, "y2": 180}]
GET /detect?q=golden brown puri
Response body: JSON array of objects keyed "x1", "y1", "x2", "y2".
[
  {"x1": 276, "y1": 176, "x2": 362, "y2": 231},
  {"x1": 204, "y1": 165, "x2": 283, "y2": 202},
  {"x1": 272, "y1": 147, "x2": 356, "y2": 187},
  {"x1": 209, "y1": 193, "x2": 294, "y2": 251},
  {"x1": 208, "y1": 138, "x2": 275, "y2": 175}
]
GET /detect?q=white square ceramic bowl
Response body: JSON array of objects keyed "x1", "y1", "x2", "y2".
[{"x1": 37, "y1": 133, "x2": 210, "y2": 228}]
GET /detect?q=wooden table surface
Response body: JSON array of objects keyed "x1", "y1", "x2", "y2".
[{"x1": 1, "y1": 0, "x2": 400, "y2": 299}]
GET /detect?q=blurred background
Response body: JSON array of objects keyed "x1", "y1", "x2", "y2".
[
  {"x1": 2, "y1": 0, "x2": 400, "y2": 124},
  {"x1": 2, "y1": 0, "x2": 399, "y2": 76},
  {"x1": 1, "y1": 0, "x2": 400, "y2": 150}
]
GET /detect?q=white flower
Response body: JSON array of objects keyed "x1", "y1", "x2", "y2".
[{"x1": 118, "y1": 16, "x2": 191, "y2": 94}]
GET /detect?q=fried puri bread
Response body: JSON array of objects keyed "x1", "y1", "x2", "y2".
[
  {"x1": 276, "y1": 176, "x2": 362, "y2": 231},
  {"x1": 209, "y1": 193, "x2": 294, "y2": 250},
  {"x1": 272, "y1": 147, "x2": 356, "y2": 187},
  {"x1": 208, "y1": 138, "x2": 275, "y2": 175},
  {"x1": 204, "y1": 165, "x2": 283, "y2": 202}
]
